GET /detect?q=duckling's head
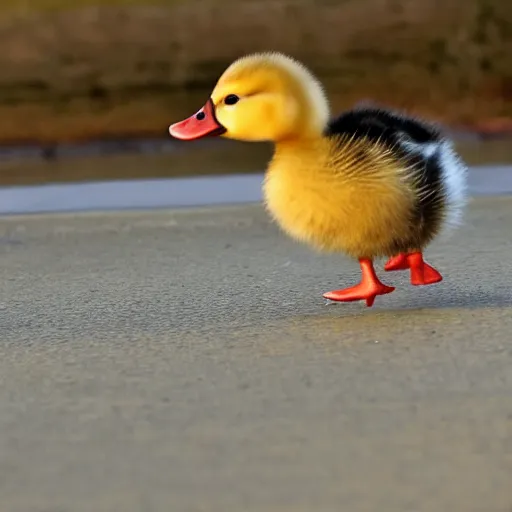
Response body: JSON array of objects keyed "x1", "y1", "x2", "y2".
[{"x1": 169, "y1": 52, "x2": 330, "y2": 143}]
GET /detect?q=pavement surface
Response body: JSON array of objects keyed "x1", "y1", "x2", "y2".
[{"x1": 1, "y1": 194, "x2": 512, "y2": 511}]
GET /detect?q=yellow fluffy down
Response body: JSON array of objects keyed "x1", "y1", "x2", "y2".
[{"x1": 263, "y1": 135, "x2": 418, "y2": 259}]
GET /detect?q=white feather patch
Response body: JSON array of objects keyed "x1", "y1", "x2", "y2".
[
  {"x1": 399, "y1": 139, "x2": 438, "y2": 159},
  {"x1": 399, "y1": 137, "x2": 469, "y2": 230},
  {"x1": 438, "y1": 140, "x2": 469, "y2": 228}
]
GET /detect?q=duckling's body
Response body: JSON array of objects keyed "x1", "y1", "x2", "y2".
[
  {"x1": 264, "y1": 107, "x2": 465, "y2": 259},
  {"x1": 169, "y1": 52, "x2": 468, "y2": 307}
]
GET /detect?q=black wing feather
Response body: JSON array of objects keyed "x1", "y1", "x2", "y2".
[
  {"x1": 324, "y1": 106, "x2": 442, "y2": 148},
  {"x1": 324, "y1": 105, "x2": 447, "y2": 250}
]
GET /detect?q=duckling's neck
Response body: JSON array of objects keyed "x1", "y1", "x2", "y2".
[
  {"x1": 266, "y1": 135, "x2": 331, "y2": 190},
  {"x1": 273, "y1": 133, "x2": 326, "y2": 162}
]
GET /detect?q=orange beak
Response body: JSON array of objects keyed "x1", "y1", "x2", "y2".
[{"x1": 168, "y1": 98, "x2": 226, "y2": 141}]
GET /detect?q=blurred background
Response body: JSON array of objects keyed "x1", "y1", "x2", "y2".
[{"x1": 1, "y1": 0, "x2": 512, "y2": 188}]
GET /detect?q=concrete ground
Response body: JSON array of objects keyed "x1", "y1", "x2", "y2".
[{"x1": 1, "y1": 195, "x2": 512, "y2": 512}]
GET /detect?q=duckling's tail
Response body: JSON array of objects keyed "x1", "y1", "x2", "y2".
[
  {"x1": 400, "y1": 136, "x2": 469, "y2": 230},
  {"x1": 437, "y1": 139, "x2": 469, "y2": 229}
]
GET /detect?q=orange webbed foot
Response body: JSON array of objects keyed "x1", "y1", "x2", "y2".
[
  {"x1": 407, "y1": 252, "x2": 443, "y2": 286},
  {"x1": 384, "y1": 253, "x2": 409, "y2": 271},
  {"x1": 324, "y1": 259, "x2": 395, "y2": 307},
  {"x1": 384, "y1": 252, "x2": 443, "y2": 286}
]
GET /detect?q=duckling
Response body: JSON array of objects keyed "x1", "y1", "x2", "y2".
[{"x1": 168, "y1": 52, "x2": 468, "y2": 307}]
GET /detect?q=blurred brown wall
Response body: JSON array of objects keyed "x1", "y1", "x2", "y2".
[{"x1": 0, "y1": 0, "x2": 511, "y2": 143}]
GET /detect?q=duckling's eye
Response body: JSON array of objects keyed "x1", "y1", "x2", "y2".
[{"x1": 224, "y1": 94, "x2": 240, "y2": 106}]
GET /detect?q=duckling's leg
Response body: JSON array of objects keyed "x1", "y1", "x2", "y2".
[
  {"x1": 407, "y1": 252, "x2": 443, "y2": 285},
  {"x1": 323, "y1": 259, "x2": 395, "y2": 307},
  {"x1": 384, "y1": 252, "x2": 443, "y2": 285}
]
